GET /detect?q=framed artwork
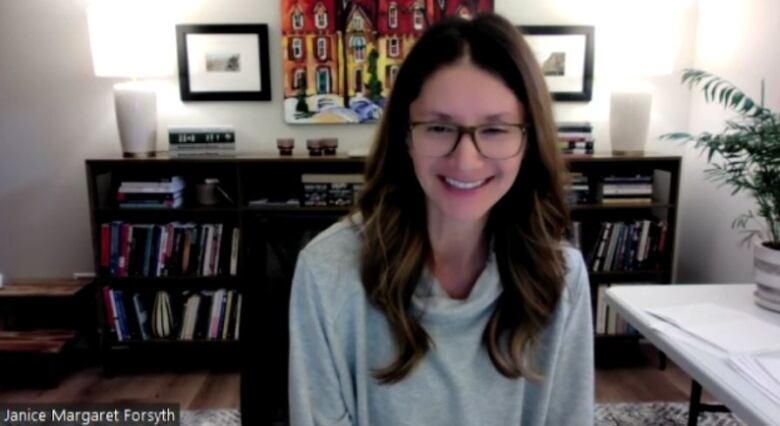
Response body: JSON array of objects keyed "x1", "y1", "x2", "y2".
[
  {"x1": 520, "y1": 26, "x2": 594, "y2": 102},
  {"x1": 177, "y1": 24, "x2": 271, "y2": 101},
  {"x1": 281, "y1": 0, "x2": 494, "y2": 124}
]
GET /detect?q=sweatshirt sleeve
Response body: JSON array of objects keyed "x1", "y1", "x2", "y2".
[
  {"x1": 545, "y1": 249, "x2": 595, "y2": 426},
  {"x1": 288, "y1": 252, "x2": 353, "y2": 426}
]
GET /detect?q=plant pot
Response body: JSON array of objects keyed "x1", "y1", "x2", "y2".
[{"x1": 753, "y1": 241, "x2": 780, "y2": 313}]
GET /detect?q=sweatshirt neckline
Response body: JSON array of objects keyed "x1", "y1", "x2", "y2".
[{"x1": 411, "y1": 251, "x2": 503, "y2": 321}]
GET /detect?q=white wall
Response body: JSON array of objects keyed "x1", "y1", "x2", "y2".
[
  {"x1": 676, "y1": 0, "x2": 780, "y2": 283},
  {"x1": 0, "y1": 0, "x2": 702, "y2": 279}
]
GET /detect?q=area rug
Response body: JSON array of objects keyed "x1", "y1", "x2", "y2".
[{"x1": 182, "y1": 402, "x2": 745, "y2": 425}]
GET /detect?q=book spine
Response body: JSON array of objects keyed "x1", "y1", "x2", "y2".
[
  {"x1": 596, "y1": 285, "x2": 607, "y2": 334},
  {"x1": 234, "y1": 294, "x2": 242, "y2": 340},
  {"x1": 103, "y1": 287, "x2": 116, "y2": 335},
  {"x1": 133, "y1": 293, "x2": 150, "y2": 341},
  {"x1": 229, "y1": 227, "x2": 240, "y2": 276},
  {"x1": 100, "y1": 224, "x2": 110, "y2": 274},
  {"x1": 142, "y1": 226, "x2": 154, "y2": 277},
  {"x1": 109, "y1": 222, "x2": 121, "y2": 276},
  {"x1": 212, "y1": 224, "x2": 223, "y2": 276},
  {"x1": 222, "y1": 291, "x2": 234, "y2": 340},
  {"x1": 218, "y1": 290, "x2": 228, "y2": 340},
  {"x1": 108, "y1": 289, "x2": 122, "y2": 341},
  {"x1": 113, "y1": 290, "x2": 128, "y2": 341}
]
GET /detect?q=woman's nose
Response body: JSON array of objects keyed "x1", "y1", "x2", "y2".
[{"x1": 449, "y1": 131, "x2": 484, "y2": 170}]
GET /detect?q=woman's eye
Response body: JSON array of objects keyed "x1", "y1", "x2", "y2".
[
  {"x1": 480, "y1": 126, "x2": 509, "y2": 135},
  {"x1": 425, "y1": 124, "x2": 455, "y2": 134}
]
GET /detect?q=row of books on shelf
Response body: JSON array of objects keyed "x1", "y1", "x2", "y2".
[
  {"x1": 595, "y1": 284, "x2": 640, "y2": 335},
  {"x1": 586, "y1": 219, "x2": 669, "y2": 272},
  {"x1": 104, "y1": 288, "x2": 242, "y2": 342},
  {"x1": 599, "y1": 174, "x2": 654, "y2": 205},
  {"x1": 100, "y1": 221, "x2": 240, "y2": 278},
  {"x1": 565, "y1": 173, "x2": 655, "y2": 205},
  {"x1": 558, "y1": 122, "x2": 594, "y2": 156},
  {"x1": 117, "y1": 176, "x2": 185, "y2": 209}
]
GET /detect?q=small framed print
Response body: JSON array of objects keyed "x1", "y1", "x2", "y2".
[
  {"x1": 176, "y1": 24, "x2": 271, "y2": 101},
  {"x1": 520, "y1": 26, "x2": 595, "y2": 102}
]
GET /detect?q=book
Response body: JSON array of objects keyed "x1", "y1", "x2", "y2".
[
  {"x1": 234, "y1": 294, "x2": 242, "y2": 340},
  {"x1": 119, "y1": 176, "x2": 185, "y2": 193},
  {"x1": 103, "y1": 287, "x2": 116, "y2": 336},
  {"x1": 556, "y1": 121, "x2": 593, "y2": 132},
  {"x1": 113, "y1": 289, "x2": 129, "y2": 341},
  {"x1": 596, "y1": 285, "x2": 608, "y2": 334},
  {"x1": 230, "y1": 227, "x2": 240, "y2": 276},
  {"x1": 132, "y1": 293, "x2": 151, "y2": 341},
  {"x1": 107, "y1": 289, "x2": 122, "y2": 341},
  {"x1": 222, "y1": 291, "x2": 235, "y2": 340},
  {"x1": 100, "y1": 224, "x2": 110, "y2": 274}
]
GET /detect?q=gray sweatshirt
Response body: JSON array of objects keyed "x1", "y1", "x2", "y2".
[{"x1": 289, "y1": 219, "x2": 594, "y2": 426}]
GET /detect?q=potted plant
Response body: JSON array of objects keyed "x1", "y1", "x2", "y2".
[{"x1": 664, "y1": 69, "x2": 780, "y2": 312}]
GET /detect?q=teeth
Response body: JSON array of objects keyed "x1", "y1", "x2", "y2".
[{"x1": 444, "y1": 177, "x2": 487, "y2": 189}]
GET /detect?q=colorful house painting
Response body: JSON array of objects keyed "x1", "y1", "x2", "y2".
[{"x1": 281, "y1": 0, "x2": 494, "y2": 124}]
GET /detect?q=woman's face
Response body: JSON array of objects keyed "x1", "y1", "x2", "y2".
[{"x1": 408, "y1": 59, "x2": 525, "y2": 226}]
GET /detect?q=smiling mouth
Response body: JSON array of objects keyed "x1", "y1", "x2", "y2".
[{"x1": 442, "y1": 176, "x2": 491, "y2": 190}]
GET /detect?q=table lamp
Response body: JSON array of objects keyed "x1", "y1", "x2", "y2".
[
  {"x1": 87, "y1": 0, "x2": 175, "y2": 157},
  {"x1": 610, "y1": 89, "x2": 653, "y2": 154},
  {"x1": 602, "y1": 2, "x2": 684, "y2": 154}
]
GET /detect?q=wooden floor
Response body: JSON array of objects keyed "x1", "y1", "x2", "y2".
[{"x1": 0, "y1": 345, "x2": 715, "y2": 409}]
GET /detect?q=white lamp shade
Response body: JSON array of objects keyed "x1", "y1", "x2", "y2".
[
  {"x1": 87, "y1": 1, "x2": 175, "y2": 78},
  {"x1": 114, "y1": 82, "x2": 157, "y2": 157},
  {"x1": 610, "y1": 91, "x2": 652, "y2": 153}
]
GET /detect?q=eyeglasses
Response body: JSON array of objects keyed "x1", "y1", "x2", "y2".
[{"x1": 408, "y1": 121, "x2": 528, "y2": 159}]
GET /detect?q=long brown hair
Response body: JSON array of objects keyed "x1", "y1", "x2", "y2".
[{"x1": 354, "y1": 13, "x2": 570, "y2": 384}]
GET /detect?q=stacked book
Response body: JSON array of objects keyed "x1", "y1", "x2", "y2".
[
  {"x1": 103, "y1": 288, "x2": 242, "y2": 342},
  {"x1": 557, "y1": 122, "x2": 594, "y2": 155},
  {"x1": 586, "y1": 219, "x2": 669, "y2": 272},
  {"x1": 599, "y1": 174, "x2": 654, "y2": 205},
  {"x1": 565, "y1": 172, "x2": 590, "y2": 204},
  {"x1": 302, "y1": 174, "x2": 365, "y2": 207},
  {"x1": 117, "y1": 176, "x2": 184, "y2": 209},
  {"x1": 99, "y1": 221, "x2": 240, "y2": 278}
]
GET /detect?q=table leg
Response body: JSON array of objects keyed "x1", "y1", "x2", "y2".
[{"x1": 687, "y1": 380, "x2": 703, "y2": 426}]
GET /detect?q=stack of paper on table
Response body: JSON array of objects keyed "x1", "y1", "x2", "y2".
[
  {"x1": 645, "y1": 302, "x2": 780, "y2": 404},
  {"x1": 729, "y1": 355, "x2": 780, "y2": 405}
]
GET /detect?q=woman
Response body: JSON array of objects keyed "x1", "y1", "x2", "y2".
[{"x1": 289, "y1": 13, "x2": 593, "y2": 426}]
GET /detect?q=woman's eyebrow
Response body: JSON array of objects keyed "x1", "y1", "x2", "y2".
[{"x1": 414, "y1": 111, "x2": 520, "y2": 122}]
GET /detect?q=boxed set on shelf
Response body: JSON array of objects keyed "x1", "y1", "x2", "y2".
[
  {"x1": 116, "y1": 176, "x2": 185, "y2": 208},
  {"x1": 302, "y1": 174, "x2": 365, "y2": 207}
]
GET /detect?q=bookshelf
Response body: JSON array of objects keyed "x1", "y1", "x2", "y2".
[
  {"x1": 86, "y1": 152, "x2": 680, "y2": 422},
  {"x1": 85, "y1": 154, "x2": 362, "y2": 375},
  {"x1": 565, "y1": 153, "x2": 680, "y2": 345}
]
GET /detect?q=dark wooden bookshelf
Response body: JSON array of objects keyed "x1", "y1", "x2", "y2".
[
  {"x1": 85, "y1": 152, "x2": 680, "y2": 425},
  {"x1": 567, "y1": 153, "x2": 681, "y2": 356}
]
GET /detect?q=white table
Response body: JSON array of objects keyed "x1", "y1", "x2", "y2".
[{"x1": 605, "y1": 284, "x2": 780, "y2": 426}]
